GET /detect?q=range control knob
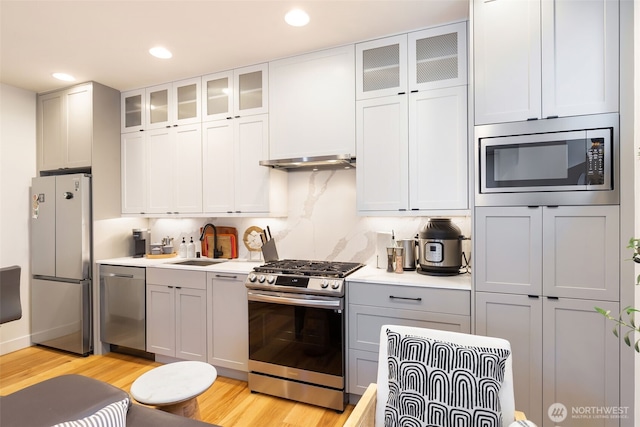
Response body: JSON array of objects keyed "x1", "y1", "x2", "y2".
[
  {"x1": 320, "y1": 280, "x2": 329, "y2": 289},
  {"x1": 258, "y1": 275, "x2": 266, "y2": 283},
  {"x1": 266, "y1": 275, "x2": 276, "y2": 284},
  {"x1": 247, "y1": 273, "x2": 257, "y2": 282},
  {"x1": 331, "y1": 281, "x2": 340, "y2": 290}
]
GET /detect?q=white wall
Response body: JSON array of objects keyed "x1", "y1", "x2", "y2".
[{"x1": 0, "y1": 83, "x2": 36, "y2": 354}]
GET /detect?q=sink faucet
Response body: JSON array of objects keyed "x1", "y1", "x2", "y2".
[{"x1": 199, "y1": 223, "x2": 223, "y2": 258}]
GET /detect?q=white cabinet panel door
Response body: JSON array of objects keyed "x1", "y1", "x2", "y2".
[
  {"x1": 146, "y1": 128, "x2": 173, "y2": 214},
  {"x1": 409, "y1": 86, "x2": 467, "y2": 210},
  {"x1": 542, "y1": 205, "x2": 619, "y2": 301},
  {"x1": 202, "y1": 120, "x2": 235, "y2": 213},
  {"x1": 356, "y1": 96, "x2": 409, "y2": 212},
  {"x1": 541, "y1": 0, "x2": 619, "y2": 118},
  {"x1": 234, "y1": 115, "x2": 270, "y2": 213},
  {"x1": 474, "y1": 0, "x2": 541, "y2": 124},
  {"x1": 173, "y1": 124, "x2": 202, "y2": 214},
  {"x1": 121, "y1": 132, "x2": 147, "y2": 214},
  {"x1": 542, "y1": 298, "x2": 619, "y2": 427},
  {"x1": 475, "y1": 292, "x2": 543, "y2": 427},
  {"x1": 146, "y1": 284, "x2": 175, "y2": 357},
  {"x1": 475, "y1": 206, "x2": 544, "y2": 295},
  {"x1": 175, "y1": 287, "x2": 207, "y2": 362}
]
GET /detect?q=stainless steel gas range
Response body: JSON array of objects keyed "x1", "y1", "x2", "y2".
[{"x1": 245, "y1": 259, "x2": 364, "y2": 411}]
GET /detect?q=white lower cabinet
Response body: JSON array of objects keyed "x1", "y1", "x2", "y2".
[
  {"x1": 347, "y1": 281, "x2": 470, "y2": 395},
  {"x1": 207, "y1": 272, "x2": 248, "y2": 371},
  {"x1": 146, "y1": 268, "x2": 207, "y2": 361},
  {"x1": 476, "y1": 292, "x2": 619, "y2": 427}
]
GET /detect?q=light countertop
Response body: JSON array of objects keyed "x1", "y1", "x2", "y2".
[
  {"x1": 96, "y1": 256, "x2": 261, "y2": 275},
  {"x1": 97, "y1": 258, "x2": 471, "y2": 290},
  {"x1": 346, "y1": 265, "x2": 471, "y2": 290}
]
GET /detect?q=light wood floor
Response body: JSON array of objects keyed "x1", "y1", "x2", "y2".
[{"x1": 0, "y1": 346, "x2": 354, "y2": 426}]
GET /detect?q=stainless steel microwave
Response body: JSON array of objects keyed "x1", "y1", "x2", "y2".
[{"x1": 475, "y1": 113, "x2": 619, "y2": 206}]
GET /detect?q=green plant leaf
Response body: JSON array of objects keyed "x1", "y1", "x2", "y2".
[
  {"x1": 613, "y1": 326, "x2": 619, "y2": 338},
  {"x1": 624, "y1": 330, "x2": 632, "y2": 347},
  {"x1": 635, "y1": 339, "x2": 640, "y2": 353}
]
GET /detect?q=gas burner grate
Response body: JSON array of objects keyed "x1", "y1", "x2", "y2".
[{"x1": 254, "y1": 259, "x2": 364, "y2": 278}]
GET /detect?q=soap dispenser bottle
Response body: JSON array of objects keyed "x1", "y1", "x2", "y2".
[
  {"x1": 187, "y1": 237, "x2": 195, "y2": 258},
  {"x1": 178, "y1": 238, "x2": 187, "y2": 258}
]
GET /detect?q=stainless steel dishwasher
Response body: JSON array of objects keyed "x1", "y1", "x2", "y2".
[{"x1": 100, "y1": 265, "x2": 146, "y2": 351}]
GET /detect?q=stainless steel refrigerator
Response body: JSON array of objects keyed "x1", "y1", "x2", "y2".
[{"x1": 30, "y1": 173, "x2": 92, "y2": 355}]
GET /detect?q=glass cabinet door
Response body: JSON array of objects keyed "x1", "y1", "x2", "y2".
[
  {"x1": 356, "y1": 34, "x2": 407, "y2": 100},
  {"x1": 173, "y1": 77, "x2": 201, "y2": 125},
  {"x1": 408, "y1": 22, "x2": 467, "y2": 91},
  {"x1": 146, "y1": 84, "x2": 171, "y2": 129},
  {"x1": 234, "y1": 63, "x2": 268, "y2": 116},
  {"x1": 121, "y1": 89, "x2": 145, "y2": 133},
  {"x1": 202, "y1": 71, "x2": 233, "y2": 122}
]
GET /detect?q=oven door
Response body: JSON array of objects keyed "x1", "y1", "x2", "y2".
[{"x1": 247, "y1": 290, "x2": 344, "y2": 388}]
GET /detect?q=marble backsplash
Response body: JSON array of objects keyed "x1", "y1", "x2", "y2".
[{"x1": 149, "y1": 168, "x2": 470, "y2": 267}]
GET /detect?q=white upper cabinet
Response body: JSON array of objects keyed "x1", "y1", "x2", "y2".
[
  {"x1": 408, "y1": 86, "x2": 468, "y2": 210},
  {"x1": 201, "y1": 71, "x2": 233, "y2": 122},
  {"x1": 269, "y1": 45, "x2": 355, "y2": 159},
  {"x1": 408, "y1": 22, "x2": 467, "y2": 91},
  {"x1": 356, "y1": 96, "x2": 409, "y2": 212},
  {"x1": 202, "y1": 64, "x2": 268, "y2": 121},
  {"x1": 38, "y1": 83, "x2": 94, "y2": 171},
  {"x1": 356, "y1": 22, "x2": 467, "y2": 101},
  {"x1": 121, "y1": 88, "x2": 145, "y2": 133},
  {"x1": 122, "y1": 78, "x2": 201, "y2": 133},
  {"x1": 474, "y1": 0, "x2": 619, "y2": 124},
  {"x1": 356, "y1": 35, "x2": 408, "y2": 100},
  {"x1": 540, "y1": 0, "x2": 619, "y2": 118},
  {"x1": 146, "y1": 77, "x2": 202, "y2": 130}
]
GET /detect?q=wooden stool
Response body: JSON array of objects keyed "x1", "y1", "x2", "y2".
[{"x1": 130, "y1": 361, "x2": 217, "y2": 420}]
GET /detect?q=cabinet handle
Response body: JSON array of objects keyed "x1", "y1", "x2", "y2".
[
  {"x1": 215, "y1": 274, "x2": 238, "y2": 280},
  {"x1": 546, "y1": 115, "x2": 559, "y2": 119},
  {"x1": 226, "y1": 117, "x2": 233, "y2": 120},
  {"x1": 397, "y1": 92, "x2": 406, "y2": 95},
  {"x1": 546, "y1": 205, "x2": 559, "y2": 209},
  {"x1": 527, "y1": 206, "x2": 540, "y2": 209},
  {"x1": 234, "y1": 116, "x2": 240, "y2": 119},
  {"x1": 175, "y1": 286, "x2": 182, "y2": 289},
  {"x1": 410, "y1": 90, "x2": 418, "y2": 93},
  {"x1": 166, "y1": 125, "x2": 171, "y2": 128},
  {"x1": 168, "y1": 286, "x2": 174, "y2": 289},
  {"x1": 139, "y1": 129, "x2": 145, "y2": 132},
  {"x1": 173, "y1": 124, "x2": 178, "y2": 127},
  {"x1": 106, "y1": 273, "x2": 134, "y2": 279},
  {"x1": 389, "y1": 295, "x2": 422, "y2": 302},
  {"x1": 547, "y1": 296, "x2": 559, "y2": 300},
  {"x1": 528, "y1": 295, "x2": 539, "y2": 299},
  {"x1": 527, "y1": 117, "x2": 538, "y2": 121}
]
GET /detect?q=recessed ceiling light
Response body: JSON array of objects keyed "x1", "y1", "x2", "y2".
[
  {"x1": 52, "y1": 73, "x2": 75, "y2": 82},
  {"x1": 285, "y1": 9, "x2": 309, "y2": 27},
  {"x1": 149, "y1": 46, "x2": 172, "y2": 59}
]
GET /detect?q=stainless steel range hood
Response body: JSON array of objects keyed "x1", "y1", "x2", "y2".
[{"x1": 259, "y1": 154, "x2": 356, "y2": 170}]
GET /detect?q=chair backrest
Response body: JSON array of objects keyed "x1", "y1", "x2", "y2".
[
  {"x1": 0, "y1": 265, "x2": 22, "y2": 324},
  {"x1": 375, "y1": 324, "x2": 515, "y2": 427}
]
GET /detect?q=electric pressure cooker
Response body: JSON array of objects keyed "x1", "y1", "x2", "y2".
[{"x1": 418, "y1": 218, "x2": 463, "y2": 276}]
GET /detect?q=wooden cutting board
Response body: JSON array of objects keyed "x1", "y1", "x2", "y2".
[{"x1": 201, "y1": 227, "x2": 238, "y2": 259}]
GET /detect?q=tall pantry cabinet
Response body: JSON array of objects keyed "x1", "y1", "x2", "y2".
[{"x1": 474, "y1": 206, "x2": 620, "y2": 427}]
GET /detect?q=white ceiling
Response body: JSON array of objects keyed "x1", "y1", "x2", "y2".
[{"x1": 0, "y1": 0, "x2": 468, "y2": 94}]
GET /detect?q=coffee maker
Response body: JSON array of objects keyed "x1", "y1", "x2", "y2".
[{"x1": 132, "y1": 229, "x2": 150, "y2": 258}]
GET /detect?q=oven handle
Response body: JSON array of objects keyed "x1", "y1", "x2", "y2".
[{"x1": 247, "y1": 291, "x2": 342, "y2": 309}]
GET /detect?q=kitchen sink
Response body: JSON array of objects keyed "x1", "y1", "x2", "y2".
[{"x1": 171, "y1": 259, "x2": 224, "y2": 267}]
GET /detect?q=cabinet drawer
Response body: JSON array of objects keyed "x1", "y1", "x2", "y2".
[
  {"x1": 348, "y1": 303, "x2": 470, "y2": 353},
  {"x1": 147, "y1": 268, "x2": 206, "y2": 290},
  {"x1": 348, "y1": 281, "x2": 469, "y2": 315}
]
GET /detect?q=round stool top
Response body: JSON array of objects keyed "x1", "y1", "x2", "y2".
[{"x1": 130, "y1": 361, "x2": 217, "y2": 405}]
